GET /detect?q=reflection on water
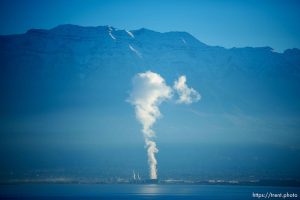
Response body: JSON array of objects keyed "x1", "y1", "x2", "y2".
[
  {"x1": 138, "y1": 184, "x2": 162, "y2": 195},
  {"x1": 137, "y1": 184, "x2": 196, "y2": 196}
]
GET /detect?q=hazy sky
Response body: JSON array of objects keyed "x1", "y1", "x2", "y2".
[{"x1": 0, "y1": 0, "x2": 300, "y2": 52}]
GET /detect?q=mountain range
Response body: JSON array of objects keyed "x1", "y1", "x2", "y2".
[
  {"x1": 1, "y1": 24, "x2": 300, "y2": 115},
  {"x1": 0, "y1": 24, "x2": 300, "y2": 180}
]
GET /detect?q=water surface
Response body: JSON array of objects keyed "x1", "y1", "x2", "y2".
[{"x1": 0, "y1": 184, "x2": 299, "y2": 199}]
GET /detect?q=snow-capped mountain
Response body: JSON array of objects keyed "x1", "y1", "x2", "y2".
[{"x1": 1, "y1": 24, "x2": 299, "y2": 116}]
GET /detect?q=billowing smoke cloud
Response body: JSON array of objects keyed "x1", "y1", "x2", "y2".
[
  {"x1": 174, "y1": 76, "x2": 201, "y2": 104},
  {"x1": 128, "y1": 71, "x2": 172, "y2": 179},
  {"x1": 129, "y1": 71, "x2": 200, "y2": 179}
]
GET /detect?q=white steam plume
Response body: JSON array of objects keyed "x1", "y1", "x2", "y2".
[
  {"x1": 174, "y1": 75, "x2": 201, "y2": 104},
  {"x1": 129, "y1": 71, "x2": 200, "y2": 180},
  {"x1": 128, "y1": 71, "x2": 172, "y2": 179}
]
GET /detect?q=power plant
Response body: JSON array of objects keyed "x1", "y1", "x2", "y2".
[{"x1": 131, "y1": 170, "x2": 158, "y2": 184}]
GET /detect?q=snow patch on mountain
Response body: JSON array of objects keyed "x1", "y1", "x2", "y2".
[
  {"x1": 109, "y1": 31, "x2": 116, "y2": 40},
  {"x1": 108, "y1": 26, "x2": 116, "y2": 40},
  {"x1": 126, "y1": 30, "x2": 135, "y2": 38},
  {"x1": 129, "y1": 44, "x2": 142, "y2": 58}
]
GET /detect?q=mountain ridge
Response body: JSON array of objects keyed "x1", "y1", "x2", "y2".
[
  {"x1": 0, "y1": 24, "x2": 300, "y2": 147},
  {"x1": 2, "y1": 24, "x2": 299, "y2": 53}
]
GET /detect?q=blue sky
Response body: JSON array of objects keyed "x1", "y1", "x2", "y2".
[{"x1": 0, "y1": 0, "x2": 300, "y2": 52}]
